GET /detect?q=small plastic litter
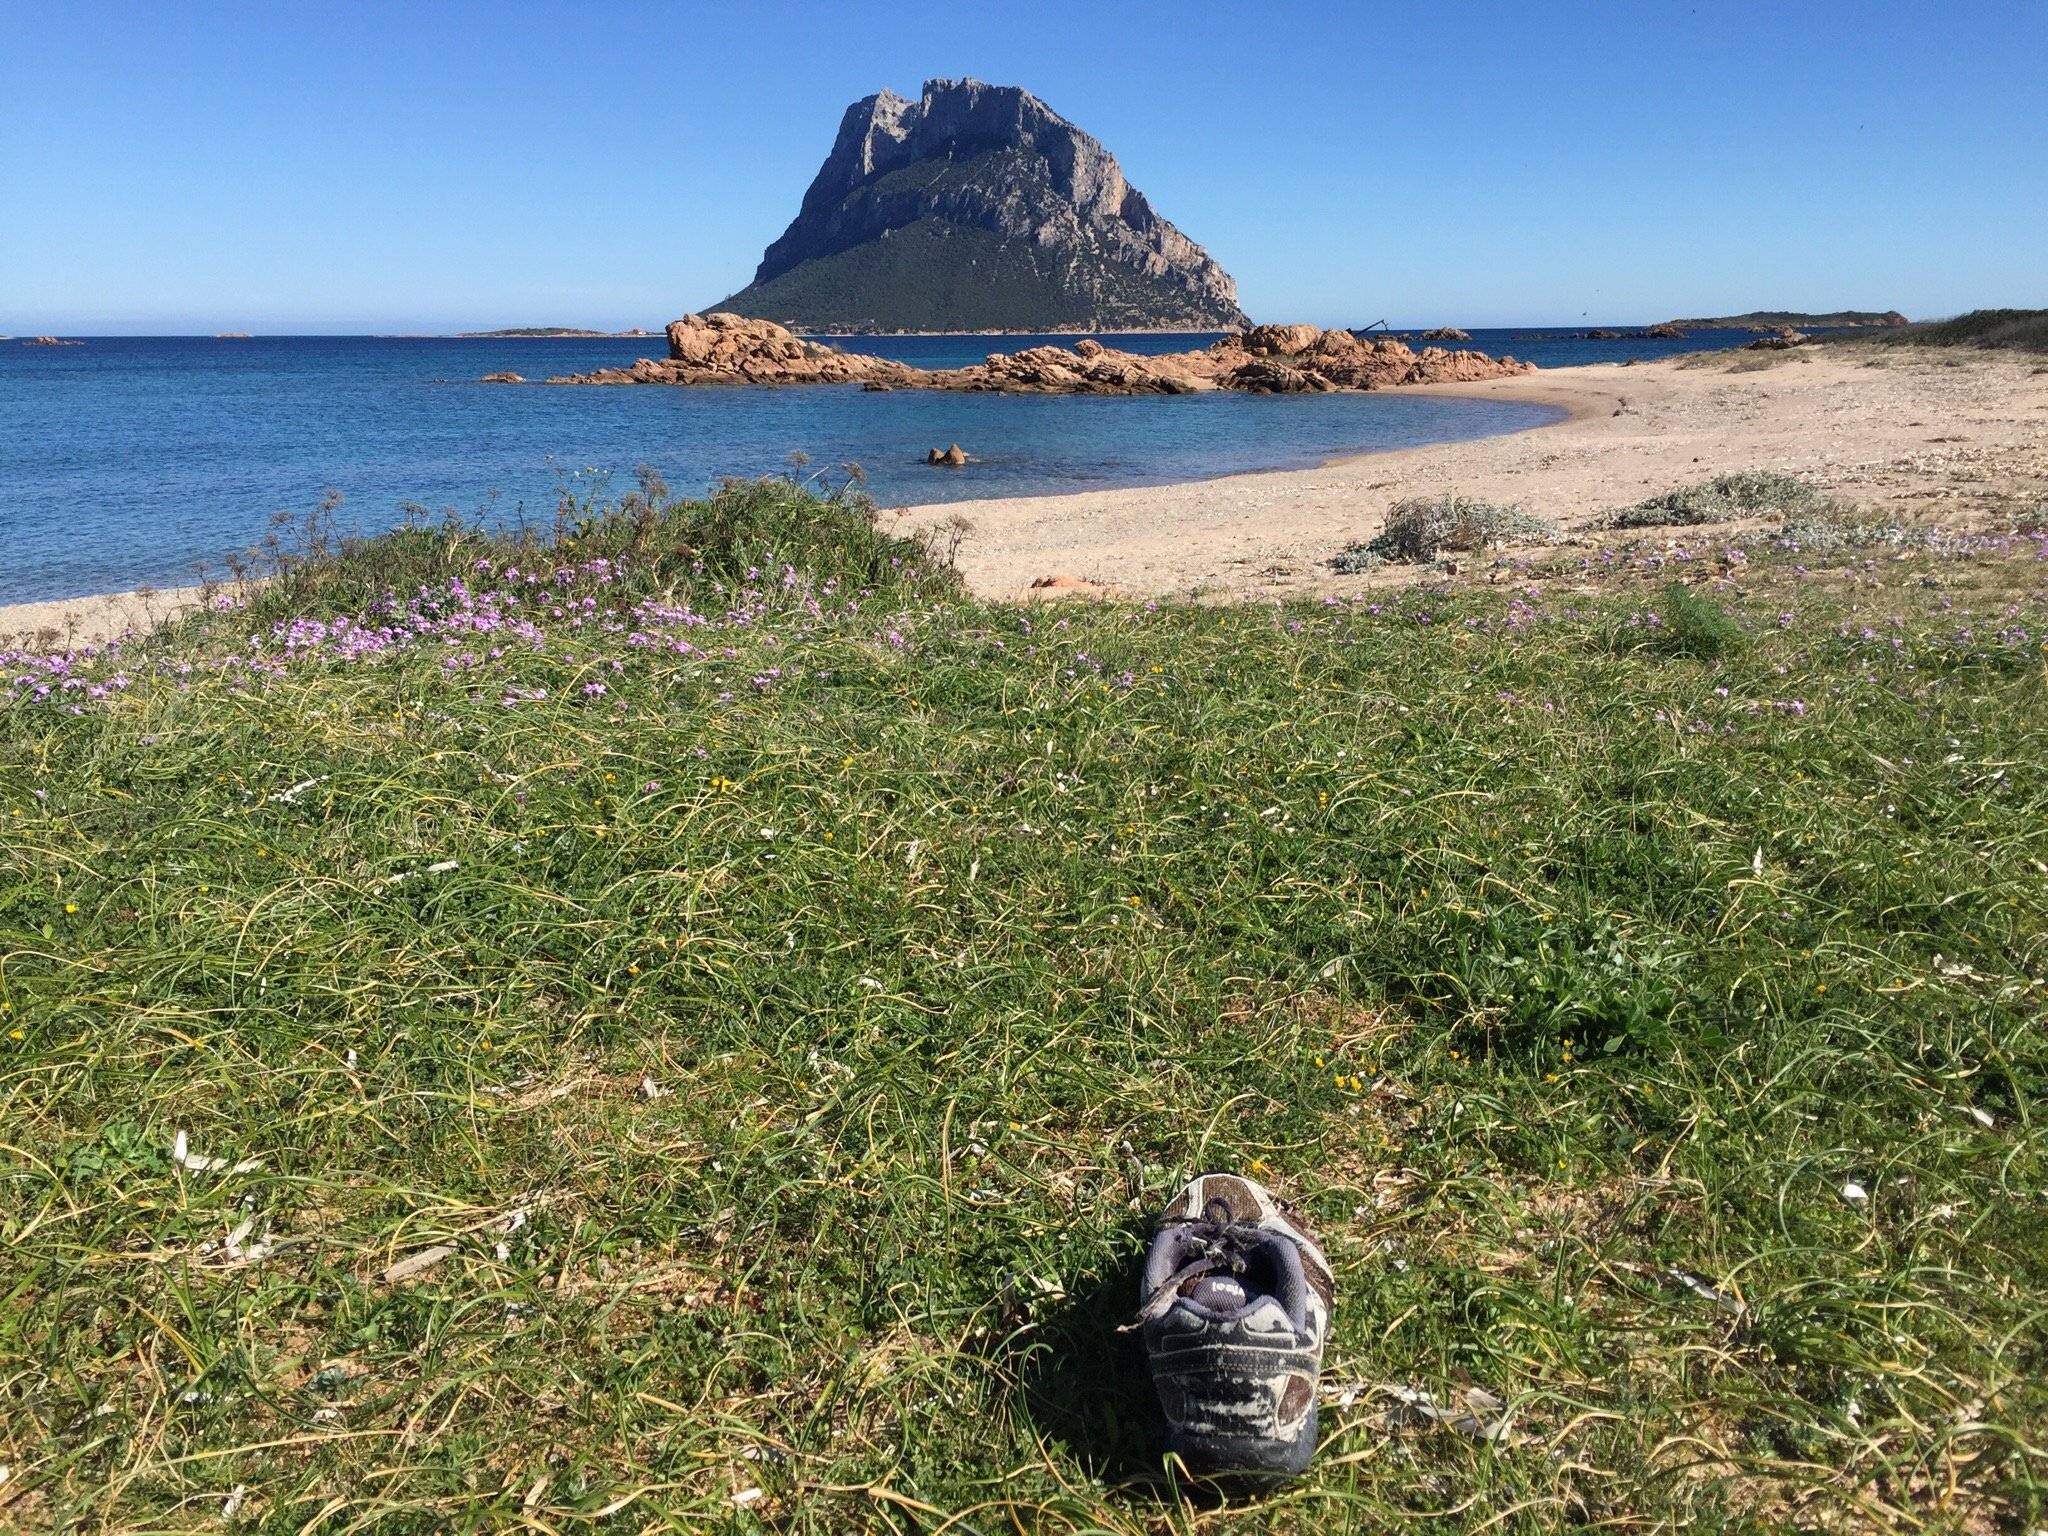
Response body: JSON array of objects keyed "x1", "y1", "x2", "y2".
[{"x1": 1842, "y1": 1181, "x2": 1869, "y2": 1203}]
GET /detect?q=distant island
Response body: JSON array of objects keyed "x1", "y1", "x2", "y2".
[
  {"x1": 456, "y1": 327, "x2": 651, "y2": 338},
  {"x1": 711, "y1": 78, "x2": 1248, "y2": 334},
  {"x1": 215, "y1": 331, "x2": 253, "y2": 338},
  {"x1": 1661, "y1": 310, "x2": 1910, "y2": 330}
]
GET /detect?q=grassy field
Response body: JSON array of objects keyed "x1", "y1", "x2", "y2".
[{"x1": 3, "y1": 480, "x2": 2045, "y2": 1532}]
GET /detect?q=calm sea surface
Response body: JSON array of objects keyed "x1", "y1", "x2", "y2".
[{"x1": 1, "y1": 327, "x2": 1768, "y2": 605}]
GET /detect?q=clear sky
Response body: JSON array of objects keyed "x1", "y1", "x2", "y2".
[{"x1": 4, "y1": 1, "x2": 2042, "y2": 333}]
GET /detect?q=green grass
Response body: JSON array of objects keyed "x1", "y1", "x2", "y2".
[
  {"x1": 3, "y1": 484, "x2": 2046, "y2": 1531},
  {"x1": 718, "y1": 148, "x2": 1244, "y2": 333}
]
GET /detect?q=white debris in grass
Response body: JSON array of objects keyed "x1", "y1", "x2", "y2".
[
  {"x1": 269, "y1": 776, "x2": 327, "y2": 805},
  {"x1": 215, "y1": 1217, "x2": 277, "y2": 1264},
  {"x1": 172, "y1": 1130, "x2": 263, "y2": 1176},
  {"x1": 372, "y1": 860, "x2": 459, "y2": 890},
  {"x1": 1664, "y1": 1266, "x2": 1743, "y2": 1314},
  {"x1": 1842, "y1": 1181, "x2": 1870, "y2": 1203}
]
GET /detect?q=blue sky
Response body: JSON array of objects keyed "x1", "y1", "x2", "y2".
[{"x1": 4, "y1": 1, "x2": 2042, "y2": 332}]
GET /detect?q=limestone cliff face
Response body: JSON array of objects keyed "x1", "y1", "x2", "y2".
[{"x1": 716, "y1": 79, "x2": 1248, "y2": 333}]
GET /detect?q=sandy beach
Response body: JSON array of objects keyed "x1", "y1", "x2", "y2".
[
  {"x1": 8, "y1": 345, "x2": 2044, "y2": 645},
  {"x1": 0, "y1": 584, "x2": 207, "y2": 648},
  {"x1": 902, "y1": 345, "x2": 2048, "y2": 598}
]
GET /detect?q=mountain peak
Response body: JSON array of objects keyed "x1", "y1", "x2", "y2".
[{"x1": 719, "y1": 80, "x2": 1247, "y2": 333}]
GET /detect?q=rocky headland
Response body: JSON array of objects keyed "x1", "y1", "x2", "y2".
[
  {"x1": 1662, "y1": 310, "x2": 1910, "y2": 331},
  {"x1": 710, "y1": 79, "x2": 1248, "y2": 333},
  {"x1": 547, "y1": 313, "x2": 1533, "y2": 395}
]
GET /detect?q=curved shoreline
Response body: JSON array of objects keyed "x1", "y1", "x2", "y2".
[
  {"x1": 878, "y1": 393, "x2": 1573, "y2": 514},
  {"x1": 2, "y1": 386, "x2": 1577, "y2": 629},
  {"x1": 895, "y1": 350, "x2": 2045, "y2": 599},
  {"x1": 9, "y1": 350, "x2": 2043, "y2": 637}
]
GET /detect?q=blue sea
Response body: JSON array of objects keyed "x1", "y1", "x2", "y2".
[{"x1": 1, "y1": 326, "x2": 1767, "y2": 606}]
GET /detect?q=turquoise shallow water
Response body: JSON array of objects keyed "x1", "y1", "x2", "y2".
[{"x1": 0, "y1": 333, "x2": 1580, "y2": 605}]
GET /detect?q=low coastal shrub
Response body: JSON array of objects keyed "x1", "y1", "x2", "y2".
[
  {"x1": 1331, "y1": 495, "x2": 1553, "y2": 569},
  {"x1": 1613, "y1": 579, "x2": 1747, "y2": 659},
  {"x1": 1778, "y1": 513, "x2": 1916, "y2": 551},
  {"x1": 1826, "y1": 306, "x2": 2048, "y2": 357},
  {"x1": 240, "y1": 474, "x2": 957, "y2": 629},
  {"x1": 1609, "y1": 469, "x2": 1820, "y2": 528}
]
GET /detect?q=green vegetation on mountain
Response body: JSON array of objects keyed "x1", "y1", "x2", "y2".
[
  {"x1": 719, "y1": 205, "x2": 1226, "y2": 333},
  {"x1": 1821, "y1": 307, "x2": 2048, "y2": 356},
  {"x1": 1661, "y1": 310, "x2": 1909, "y2": 329}
]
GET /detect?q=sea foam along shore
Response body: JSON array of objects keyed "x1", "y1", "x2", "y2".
[{"x1": 7, "y1": 343, "x2": 2044, "y2": 640}]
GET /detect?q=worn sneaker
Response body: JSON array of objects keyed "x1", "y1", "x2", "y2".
[{"x1": 1134, "y1": 1172, "x2": 1334, "y2": 1481}]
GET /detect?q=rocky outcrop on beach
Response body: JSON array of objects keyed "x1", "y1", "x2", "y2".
[
  {"x1": 1742, "y1": 326, "x2": 1810, "y2": 351},
  {"x1": 547, "y1": 313, "x2": 915, "y2": 387},
  {"x1": 550, "y1": 318, "x2": 1535, "y2": 395},
  {"x1": 709, "y1": 78, "x2": 1248, "y2": 333}
]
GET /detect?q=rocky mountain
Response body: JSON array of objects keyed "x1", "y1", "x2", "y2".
[{"x1": 714, "y1": 79, "x2": 1248, "y2": 333}]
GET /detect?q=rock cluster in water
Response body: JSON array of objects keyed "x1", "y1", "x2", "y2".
[{"x1": 546, "y1": 314, "x2": 1534, "y2": 395}]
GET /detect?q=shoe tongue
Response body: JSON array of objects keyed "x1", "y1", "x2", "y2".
[{"x1": 1190, "y1": 1274, "x2": 1249, "y2": 1311}]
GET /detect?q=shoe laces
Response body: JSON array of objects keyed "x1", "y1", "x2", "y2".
[{"x1": 1130, "y1": 1198, "x2": 1261, "y2": 1325}]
